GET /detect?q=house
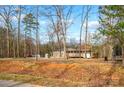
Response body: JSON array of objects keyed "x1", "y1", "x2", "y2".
[
  {"x1": 51, "y1": 44, "x2": 92, "y2": 58},
  {"x1": 66, "y1": 48, "x2": 92, "y2": 58}
]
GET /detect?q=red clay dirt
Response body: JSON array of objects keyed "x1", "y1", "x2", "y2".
[{"x1": 0, "y1": 59, "x2": 124, "y2": 86}]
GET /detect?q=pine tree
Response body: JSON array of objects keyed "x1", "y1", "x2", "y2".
[
  {"x1": 99, "y1": 6, "x2": 124, "y2": 64},
  {"x1": 22, "y1": 13, "x2": 38, "y2": 57}
]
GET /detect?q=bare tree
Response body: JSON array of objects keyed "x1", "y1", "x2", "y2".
[
  {"x1": 41, "y1": 6, "x2": 73, "y2": 59},
  {"x1": 79, "y1": 6, "x2": 86, "y2": 58},
  {"x1": 44, "y1": 7, "x2": 62, "y2": 57},
  {"x1": 79, "y1": 6, "x2": 92, "y2": 58},
  {"x1": 54, "y1": 6, "x2": 73, "y2": 59},
  {"x1": 0, "y1": 6, "x2": 14, "y2": 57},
  {"x1": 84, "y1": 6, "x2": 91, "y2": 58},
  {"x1": 15, "y1": 5, "x2": 22, "y2": 58}
]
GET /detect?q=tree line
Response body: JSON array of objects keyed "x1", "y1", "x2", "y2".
[
  {"x1": 2, "y1": 5, "x2": 124, "y2": 62},
  {"x1": 0, "y1": 5, "x2": 93, "y2": 59},
  {"x1": 0, "y1": 6, "x2": 39, "y2": 58}
]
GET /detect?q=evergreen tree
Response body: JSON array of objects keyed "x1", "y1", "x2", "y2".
[
  {"x1": 99, "y1": 6, "x2": 124, "y2": 64},
  {"x1": 22, "y1": 13, "x2": 39, "y2": 57}
]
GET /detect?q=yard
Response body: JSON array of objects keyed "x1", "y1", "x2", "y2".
[{"x1": 0, "y1": 58, "x2": 124, "y2": 87}]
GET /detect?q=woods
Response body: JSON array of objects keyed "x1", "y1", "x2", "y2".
[
  {"x1": 0, "y1": 5, "x2": 91, "y2": 59},
  {"x1": 0, "y1": 5, "x2": 124, "y2": 63},
  {"x1": 1, "y1": 5, "x2": 124, "y2": 87},
  {"x1": 0, "y1": 6, "x2": 40, "y2": 58}
]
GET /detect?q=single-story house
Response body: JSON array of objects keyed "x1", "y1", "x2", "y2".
[{"x1": 51, "y1": 44, "x2": 92, "y2": 58}]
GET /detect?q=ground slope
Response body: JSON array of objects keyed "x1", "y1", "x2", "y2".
[{"x1": 0, "y1": 59, "x2": 124, "y2": 87}]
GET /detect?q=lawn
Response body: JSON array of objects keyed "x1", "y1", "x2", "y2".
[{"x1": 0, "y1": 58, "x2": 124, "y2": 87}]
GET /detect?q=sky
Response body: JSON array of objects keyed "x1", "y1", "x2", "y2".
[
  {"x1": 0, "y1": 5, "x2": 100, "y2": 44},
  {"x1": 39, "y1": 5, "x2": 100, "y2": 44}
]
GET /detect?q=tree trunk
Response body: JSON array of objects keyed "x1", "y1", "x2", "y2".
[
  {"x1": 59, "y1": 43, "x2": 62, "y2": 57},
  {"x1": 24, "y1": 31, "x2": 27, "y2": 58},
  {"x1": 36, "y1": 6, "x2": 39, "y2": 61},
  {"x1": 17, "y1": 5, "x2": 21, "y2": 58},
  {"x1": 109, "y1": 44, "x2": 113, "y2": 61},
  {"x1": 122, "y1": 45, "x2": 124, "y2": 66},
  {"x1": 56, "y1": 33, "x2": 62, "y2": 57},
  {"x1": 6, "y1": 27, "x2": 9, "y2": 58},
  {"x1": 85, "y1": 8, "x2": 88, "y2": 59},
  {"x1": 13, "y1": 37, "x2": 15, "y2": 58},
  {"x1": 79, "y1": 26, "x2": 82, "y2": 58},
  {"x1": 79, "y1": 6, "x2": 86, "y2": 58},
  {"x1": 29, "y1": 30, "x2": 32, "y2": 57},
  {"x1": 63, "y1": 34, "x2": 67, "y2": 59}
]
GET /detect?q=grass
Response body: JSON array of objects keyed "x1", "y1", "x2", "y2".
[
  {"x1": 0, "y1": 58, "x2": 124, "y2": 86},
  {"x1": 0, "y1": 73, "x2": 88, "y2": 87}
]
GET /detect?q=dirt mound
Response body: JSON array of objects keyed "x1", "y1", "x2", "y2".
[
  {"x1": 0, "y1": 59, "x2": 124, "y2": 86},
  {"x1": 28, "y1": 63, "x2": 88, "y2": 82},
  {"x1": 0, "y1": 61, "x2": 25, "y2": 73}
]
